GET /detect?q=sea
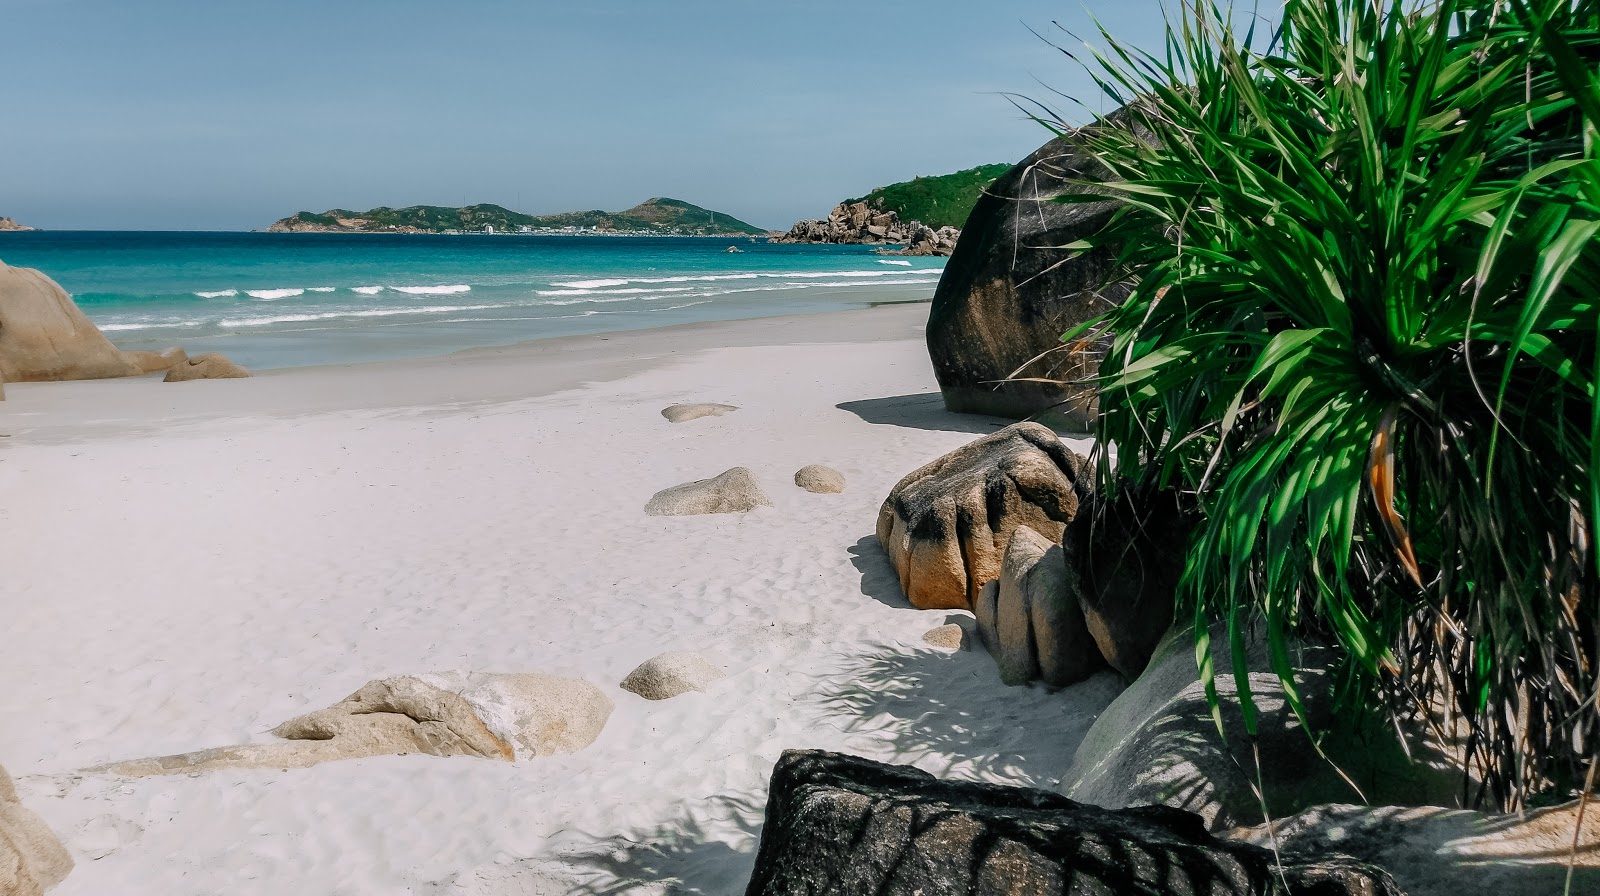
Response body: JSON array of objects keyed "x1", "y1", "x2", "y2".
[{"x1": 0, "y1": 232, "x2": 946, "y2": 370}]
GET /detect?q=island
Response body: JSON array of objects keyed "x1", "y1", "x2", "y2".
[
  {"x1": 0, "y1": 217, "x2": 36, "y2": 232},
  {"x1": 267, "y1": 198, "x2": 768, "y2": 236}
]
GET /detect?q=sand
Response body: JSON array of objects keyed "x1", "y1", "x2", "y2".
[{"x1": 0, "y1": 301, "x2": 1117, "y2": 895}]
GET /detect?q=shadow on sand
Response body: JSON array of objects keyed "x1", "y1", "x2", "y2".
[
  {"x1": 847, "y1": 535, "x2": 912, "y2": 609},
  {"x1": 560, "y1": 793, "x2": 765, "y2": 896},
  {"x1": 837, "y1": 392, "x2": 1012, "y2": 434}
]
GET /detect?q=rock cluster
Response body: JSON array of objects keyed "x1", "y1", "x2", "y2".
[
  {"x1": 773, "y1": 201, "x2": 958, "y2": 255},
  {"x1": 1, "y1": 762, "x2": 74, "y2": 896},
  {"x1": 743, "y1": 749, "x2": 1402, "y2": 896}
]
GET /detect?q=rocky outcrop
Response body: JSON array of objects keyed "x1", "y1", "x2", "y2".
[
  {"x1": 102, "y1": 673, "x2": 613, "y2": 774},
  {"x1": 163, "y1": 352, "x2": 250, "y2": 381},
  {"x1": 876, "y1": 422, "x2": 1086, "y2": 610},
  {"x1": 1060, "y1": 627, "x2": 1461, "y2": 831},
  {"x1": 620, "y1": 652, "x2": 725, "y2": 700},
  {"x1": 926, "y1": 109, "x2": 1150, "y2": 428},
  {"x1": 646, "y1": 467, "x2": 772, "y2": 516},
  {"x1": 0, "y1": 218, "x2": 35, "y2": 233},
  {"x1": 1, "y1": 762, "x2": 73, "y2": 895},
  {"x1": 975, "y1": 525, "x2": 1102, "y2": 687},
  {"x1": 773, "y1": 201, "x2": 958, "y2": 254},
  {"x1": 793, "y1": 464, "x2": 845, "y2": 494},
  {"x1": 744, "y1": 749, "x2": 1404, "y2": 896},
  {"x1": 0, "y1": 261, "x2": 143, "y2": 382},
  {"x1": 661, "y1": 402, "x2": 739, "y2": 423}
]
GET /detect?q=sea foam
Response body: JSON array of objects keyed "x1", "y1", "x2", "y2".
[
  {"x1": 390, "y1": 285, "x2": 471, "y2": 295},
  {"x1": 246, "y1": 288, "x2": 305, "y2": 300},
  {"x1": 195, "y1": 289, "x2": 238, "y2": 298},
  {"x1": 351, "y1": 286, "x2": 386, "y2": 295}
]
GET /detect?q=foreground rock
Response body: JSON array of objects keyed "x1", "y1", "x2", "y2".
[
  {"x1": 620, "y1": 652, "x2": 725, "y2": 700},
  {"x1": 877, "y1": 422, "x2": 1086, "y2": 609},
  {"x1": 1060, "y1": 627, "x2": 1460, "y2": 830},
  {"x1": 661, "y1": 402, "x2": 738, "y2": 423},
  {"x1": 744, "y1": 749, "x2": 1402, "y2": 896},
  {"x1": 1, "y1": 762, "x2": 73, "y2": 895},
  {"x1": 163, "y1": 352, "x2": 250, "y2": 382},
  {"x1": 646, "y1": 467, "x2": 772, "y2": 516},
  {"x1": 926, "y1": 111, "x2": 1147, "y2": 428},
  {"x1": 102, "y1": 673, "x2": 612, "y2": 774},
  {"x1": 1230, "y1": 801, "x2": 1599, "y2": 896},
  {"x1": 0, "y1": 260, "x2": 143, "y2": 382},
  {"x1": 793, "y1": 464, "x2": 845, "y2": 494},
  {"x1": 975, "y1": 525, "x2": 1101, "y2": 687}
]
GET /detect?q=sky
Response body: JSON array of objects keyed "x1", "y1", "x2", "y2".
[{"x1": 0, "y1": 0, "x2": 1182, "y2": 231}]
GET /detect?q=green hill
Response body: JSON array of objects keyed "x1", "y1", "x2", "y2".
[
  {"x1": 269, "y1": 198, "x2": 765, "y2": 236},
  {"x1": 846, "y1": 163, "x2": 1013, "y2": 229}
]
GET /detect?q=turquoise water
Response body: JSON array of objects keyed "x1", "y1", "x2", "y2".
[{"x1": 0, "y1": 232, "x2": 945, "y2": 369}]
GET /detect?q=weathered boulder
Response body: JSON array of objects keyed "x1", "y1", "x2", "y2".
[
  {"x1": 1063, "y1": 487, "x2": 1193, "y2": 679},
  {"x1": 975, "y1": 525, "x2": 1103, "y2": 687},
  {"x1": 661, "y1": 402, "x2": 738, "y2": 423},
  {"x1": 0, "y1": 260, "x2": 142, "y2": 382},
  {"x1": 163, "y1": 352, "x2": 250, "y2": 381},
  {"x1": 123, "y1": 346, "x2": 188, "y2": 374},
  {"x1": 744, "y1": 749, "x2": 1403, "y2": 896},
  {"x1": 926, "y1": 111, "x2": 1148, "y2": 428},
  {"x1": 877, "y1": 422, "x2": 1086, "y2": 610},
  {"x1": 646, "y1": 467, "x2": 772, "y2": 516},
  {"x1": 1, "y1": 762, "x2": 74, "y2": 896},
  {"x1": 620, "y1": 652, "x2": 725, "y2": 700},
  {"x1": 1229, "y1": 801, "x2": 1598, "y2": 896},
  {"x1": 1060, "y1": 627, "x2": 1461, "y2": 831},
  {"x1": 101, "y1": 673, "x2": 613, "y2": 774},
  {"x1": 793, "y1": 464, "x2": 846, "y2": 494}
]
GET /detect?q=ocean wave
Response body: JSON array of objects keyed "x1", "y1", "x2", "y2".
[
  {"x1": 194, "y1": 289, "x2": 237, "y2": 298},
  {"x1": 351, "y1": 286, "x2": 385, "y2": 295},
  {"x1": 534, "y1": 286, "x2": 696, "y2": 298},
  {"x1": 582, "y1": 300, "x2": 713, "y2": 316},
  {"x1": 308, "y1": 287, "x2": 337, "y2": 293},
  {"x1": 551, "y1": 278, "x2": 631, "y2": 289},
  {"x1": 219, "y1": 303, "x2": 511, "y2": 328},
  {"x1": 246, "y1": 288, "x2": 305, "y2": 300},
  {"x1": 804, "y1": 278, "x2": 942, "y2": 288},
  {"x1": 548, "y1": 268, "x2": 939, "y2": 289},
  {"x1": 877, "y1": 260, "x2": 913, "y2": 266},
  {"x1": 100, "y1": 320, "x2": 205, "y2": 332},
  {"x1": 390, "y1": 284, "x2": 471, "y2": 295}
]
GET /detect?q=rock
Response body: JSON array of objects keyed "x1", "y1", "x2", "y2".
[
  {"x1": 0, "y1": 260, "x2": 143, "y2": 382},
  {"x1": 0, "y1": 218, "x2": 36, "y2": 233},
  {"x1": 773, "y1": 201, "x2": 958, "y2": 250},
  {"x1": 620, "y1": 652, "x2": 725, "y2": 700},
  {"x1": 744, "y1": 749, "x2": 1396, "y2": 896},
  {"x1": 1063, "y1": 487, "x2": 1193, "y2": 679},
  {"x1": 793, "y1": 464, "x2": 845, "y2": 494},
  {"x1": 0, "y1": 761, "x2": 74, "y2": 895},
  {"x1": 101, "y1": 673, "x2": 613, "y2": 774},
  {"x1": 876, "y1": 422, "x2": 1087, "y2": 610},
  {"x1": 921, "y1": 623, "x2": 966, "y2": 650},
  {"x1": 926, "y1": 108, "x2": 1150, "y2": 428},
  {"x1": 645, "y1": 467, "x2": 772, "y2": 516},
  {"x1": 660, "y1": 402, "x2": 738, "y2": 423},
  {"x1": 978, "y1": 525, "x2": 1103, "y2": 688},
  {"x1": 1229, "y1": 801, "x2": 1598, "y2": 896},
  {"x1": 1060, "y1": 626, "x2": 1461, "y2": 831},
  {"x1": 163, "y1": 352, "x2": 250, "y2": 381},
  {"x1": 123, "y1": 346, "x2": 188, "y2": 374}
]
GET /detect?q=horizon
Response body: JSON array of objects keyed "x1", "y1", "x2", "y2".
[{"x1": 0, "y1": 1, "x2": 1179, "y2": 232}]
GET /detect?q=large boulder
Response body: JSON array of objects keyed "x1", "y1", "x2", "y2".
[
  {"x1": 1, "y1": 762, "x2": 74, "y2": 895},
  {"x1": 877, "y1": 422, "x2": 1086, "y2": 610},
  {"x1": 0, "y1": 260, "x2": 142, "y2": 382},
  {"x1": 1060, "y1": 627, "x2": 1461, "y2": 831},
  {"x1": 975, "y1": 525, "x2": 1102, "y2": 687},
  {"x1": 743, "y1": 749, "x2": 1402, "y2": 896},
  {"x1": 163, "y1": 352, "x2": 250, "y2": 381},
  {"x1": 645, "y1": 467, "x2": 772, "y2": 516},
  {"x1": 926, "y1": 112, "x2": 1147, "y2": 428}
]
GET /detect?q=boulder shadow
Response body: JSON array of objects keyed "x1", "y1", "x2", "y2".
[
  {"x1": 560, "y1": 793, "x2": 765, "y2": 895},
  {"x1": 837, "y1": 392, "x2": 1012, "y2": 434},
  {"x1": 848, "y1": 535, "x2": 911, "y2": 609}
]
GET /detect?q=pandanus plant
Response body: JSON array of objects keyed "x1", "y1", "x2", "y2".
[{"x1": 1048, "y1": 0, "x2": 1600, "y2": 809}]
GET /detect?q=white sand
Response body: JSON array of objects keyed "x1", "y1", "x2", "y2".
[{"x1": 0, "y1": 302, "x2": 1118, "y2": 895}]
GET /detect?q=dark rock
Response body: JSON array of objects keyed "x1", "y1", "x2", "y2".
[
  {"x1": 744, "y1": 749, "x2": 1400, "y2": 896},
  {"x1": 926, "y1": 107, "x2": 1150, "y2": 428}
]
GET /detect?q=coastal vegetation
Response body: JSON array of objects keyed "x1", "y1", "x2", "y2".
[
  {"x1": 1062, "y1": 0, "x2": 1600, "y2": 810},
  {"x1": 846, "y1": 164, "x2": 1012, "y2": 230},
  {"x1": 268, "y1": 198, "x2": 766, "y2": 236}
]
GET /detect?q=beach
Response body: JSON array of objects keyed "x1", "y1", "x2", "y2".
[{"x1": 0, "y1": 301, "x2": 1116, "y2": 895}]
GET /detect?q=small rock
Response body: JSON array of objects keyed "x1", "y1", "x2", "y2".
[
  {"x1": 794, "y1": 464, "x2": 846, "y2": 494},
  {"x1": 661, "y1": 402, "x2": 738, "y2": 423},
  {"x1": 163, "y1": 352, "x2": 250, "y2": 382},
  {"x1": 921, "y1": 623, "x2": 965, "y2": 650},
  {"x1": 620, "y1": 652, "x2": 725, "y2": 700},
  {"x1": 645, "y1": 467, "x2": 772, "y2": 516}
]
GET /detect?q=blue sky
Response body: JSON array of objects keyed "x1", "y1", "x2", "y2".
[{"x1": 1, "y1": 1, "x2": 1180, "y2": 230}]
